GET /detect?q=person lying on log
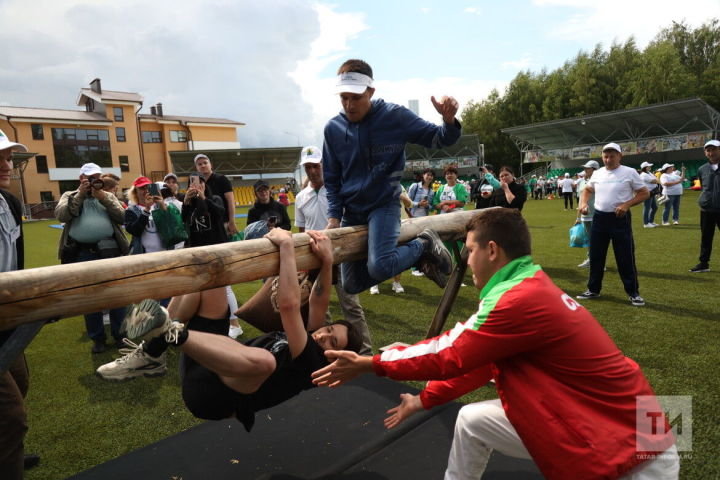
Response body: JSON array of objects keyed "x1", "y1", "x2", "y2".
[{"x1": 118, "y1": 228, "x2": 363, "y2": 431}]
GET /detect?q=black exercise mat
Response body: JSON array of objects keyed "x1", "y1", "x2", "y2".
[{"x1": 67, "y1": 375, "x2": 541, "y2": 479}]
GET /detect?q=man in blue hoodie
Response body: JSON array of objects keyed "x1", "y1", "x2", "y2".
[{"x1": 323, "y1": 59, "x2": 462, "y2": 294}]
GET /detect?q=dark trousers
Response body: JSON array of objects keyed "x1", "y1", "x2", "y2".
[
  {"x1": 0, "y1": 354, "x2": 29, "y2": 480},
  {"x1": 699, "y1": 210, "x2": 720, "y2": 264},
  {"x1": 563, "y1": 192, "x2": 574, "y2": 209},
  {"x1": 588, "y1": 210, "x2": 640, "y2": 297}
]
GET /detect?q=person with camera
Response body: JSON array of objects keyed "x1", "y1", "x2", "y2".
[
  {"x1": 247, "y1": 179, "x2": 291, "y2": 231},
  {"x1": 124, "y1": 177, "x2": 175, "y2": 255},
  {"x1": 181, "y1": 174, "x2": 228, "y2": 248},
  {"x1": 55, "y1": 163, "x2": 129, "y2": 353}
]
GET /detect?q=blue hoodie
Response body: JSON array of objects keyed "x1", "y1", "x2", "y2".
[{"x1": 322, "y1": 98, "x2": 461, "y2": 219}]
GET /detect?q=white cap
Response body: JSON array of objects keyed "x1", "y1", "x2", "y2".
[
  {"x1": 602, "y1": 142, "x2": 622, "y2": 153},
  {"x1": 300, "y1": 145, "x2": 322, "y2": 165},
  {"x1": 564, "y1": 172, "x2": 570, "y2": 177},
  {"x1": 704, "y1": 140, "x2": 720, "y2": 148},
  {"x1": 334, "y1": 72, "x2": 374, "y2": 94},
  {"x1": 163, "y1": 172, "x2": 178, "y2": 182},
  {"x1": 480, "y1": 184, "x2": 494, "y2": 193},
  {"x1": 660, "y1": 163, "x2": 675, "y2": 171},
  {"x1": 193, "y1": 153, "x2": 209, "y2": 164},
  {"x1": 640, "y1": 161, "x2": 653, "y2": 169},
  {"x1": 0, "y1": 129, "x2": 28, "y2": 153},
  {"x1": 79, "y1": 163, "x2": 102, "y2": 176},
  {"x1": 582, "y1": 160, "x2": 600, "y2": 169}
]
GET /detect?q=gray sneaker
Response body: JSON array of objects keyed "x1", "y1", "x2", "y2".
[
  {"x1": 96, "y1": 339, "x2": 166, "y2": 381},
  {"x1": 121, "y1": 299, "x2": 185, "y2": 343},
  {"x1": 576, "y1": 290, "x2": 600, "y2": 299},
  {"x1": 416, "y1": 229, "x2": 453, "y2": 288}
]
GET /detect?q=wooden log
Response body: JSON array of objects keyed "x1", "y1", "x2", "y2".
[{"x1": 0, "y1": 210, "x2": 480, "y2": 329}]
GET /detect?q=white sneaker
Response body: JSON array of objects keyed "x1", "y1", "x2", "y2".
[
  {"x1": 644, "y1": 223, "x2": 657, "y2": 228},
  {"x1": 96, "y1": 339, "x2": 166, "y2": 381},
  {"x1": 577, "y1": 258, "x2": 591, "y2": 268},
  {"x1": 411, "y1": 270, "x2": 424, "y2": 277},
  {"x1": 228, "y1": 325, "x2": 243, "y2": 339},
  {"x1": 651, "y1": 223, "x2": 659, "y2": 227},
  {"x1": 662, "y1": 222, "x2": 670, "y2": 226},
  {"x1": 392, "y1": 282, "x2": 405, "y2": 293},
  {"x1": 673, "y1": 221, "x2": 679, "y2": 225},
  {"x1": 370, "y1": 285, "x2": 380, "y2": 295}
]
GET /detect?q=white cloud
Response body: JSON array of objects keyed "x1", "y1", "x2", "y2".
[
  {"x1": 501, "y1": 54, "x2": 535, "y2": 70},
  {"x1": 464, "y1": 7, "x2": 482, "y2": 15},
  {"x1": 0, "y1": 0, "x2": 322, "y2": 148},
  {"x1": 532, "y1": 0, "x2": 717, "y2": 47},
  {"x1": 420, "y1": 7, "x2": 430, "y2": 14}
]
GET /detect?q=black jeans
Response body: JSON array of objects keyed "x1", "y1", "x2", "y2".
[
  {"x1": 563, "y1": 192, "x2": 574, "y2": 209},
  {"x1": 0, "y1": 354, "x2": 28, "y2": 480},
  {"x1": 699, "y1": 210, "x2": 720, "y2": 264},
  {"x1": 588, "y1": 210, "x2": 640, "y2": 297}
]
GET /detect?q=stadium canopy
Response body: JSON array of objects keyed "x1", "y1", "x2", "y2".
[
  {"x1": 501, "y1": 98, "x2": 719, "y2": 153},
  {"x1": 405, "y1": 134, "x2": 484, "y2": 161},
  {"x1": 169, "y1": 147, "x2": 302, "y2": 177}
]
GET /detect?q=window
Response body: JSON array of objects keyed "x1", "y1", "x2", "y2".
[
  {"x1": 51, "y1": 128, "x2": 112, "y2": 168},
  {"x1": 116, "y1": 127, "x2": 126, "y2": 142},
  {"x1": 40, "y1": 191, "x2": 54, "y2": 202},
  {"x1": 170, "y1": 130, "x2": 188, "y2": 142},
  {"x1": 142, "y1": 131, "x2": 162, "y2": 143},
  {"x1": 31, "y1": 124, "x2": 44, "y2": 140},
  {"x1": 119, "y1": 155, "x2": 129, "y2": 172},
  {"x1": 58, "y1": 180, "x2": 80, "y2": 195},
  {"x1": 113, "y1": 107, "x2": 124, "y2": 122},
  {"x1": 35, "y1": 155, "x2": 48, "y2": 174}
]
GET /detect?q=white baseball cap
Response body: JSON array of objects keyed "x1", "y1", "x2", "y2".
[
  {"x1": 704, "y1": 140, "x2": 720, "y2": 148},
  {"x1": 334, "y1": 72, "x2": 374, "y2": 94},
  {"x1": 640, "y1": 161, "x2": 653, "y2": 169},
  {"x1": 300, "y1": 145, "x2": 322, "y2": 165},
  {"x1": 564, "y1": 172, "x2": 570, "y2": 177},
  {"x1": 0, "y1": 129, "x2": 28, "y2": 153},
  {"x1": 193, "y1": 153, "x2": 209, "y2": 164},
  {"x1": 79, "y1": 163, "x2": 102, "y2": 176},
  {"x1": 602, "y1": 142, "x2": 622, "y2": 153},
  {"x1": 660, "y1": 163, "x2": 675, "y2": 171},
  {"x1": 480, "y1": 184, "x2": 494, "y2": 193}
]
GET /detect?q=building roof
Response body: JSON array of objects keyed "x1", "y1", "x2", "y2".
[
  {"x1": 0, "y1": 106, "x2": 110, "y2": 123},
  {"x1": 501, "y1": 97, "x2": 720, "y2": 151},
  {"x1": 77, "y1": 88, "x2": 144, "y2": 104},
  {"x1": 139, "y1": 114, "x2": 245, "y2": 126},
  {"x1": 170, "y1": 147, "x2": 300, "y2": 175}
]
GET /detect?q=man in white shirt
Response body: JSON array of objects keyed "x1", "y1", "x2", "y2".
[
  {"x1": 576, "y1": 143, "x2": 649, "y2": 306},
  {"x1": 295, "y1": 146, "x2": 372, "y2": 355},
  {"x1": 560, "y1": 172, "x2": 575, "y2": 210}
]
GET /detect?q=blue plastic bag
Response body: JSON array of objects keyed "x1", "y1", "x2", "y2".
[{"x1": 569, "y1": 223, "x2": 589, "y2": 248}]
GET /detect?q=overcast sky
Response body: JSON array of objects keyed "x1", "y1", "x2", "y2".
[{"x1": 0, "y1": 0, "x2": 716, "y2": 148}]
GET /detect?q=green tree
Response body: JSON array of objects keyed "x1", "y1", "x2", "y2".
[{"x1": 627, "y1": 40, "x2": 696, "y2": 106}]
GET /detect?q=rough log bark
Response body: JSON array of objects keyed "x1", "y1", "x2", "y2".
[{"x1": 0, "y1": 210, "x2": 479, "y2": 329}]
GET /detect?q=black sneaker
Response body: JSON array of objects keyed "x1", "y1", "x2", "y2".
[
  {"x1": 629, "y1": 295, "x2": 645, "y2": 306},
  {"x1": 121, "y1": 299, "x2": 184, "y2": 343},
  {"x1": 416, "y1": 229, "x2": 453, "y2": 288},
  {"x1": 576, "y1": 291, "x2": 600, "y2": 300},
  {"x1": 91, "y1": 339, "x2": 107, "y2": 354},
  {"x1": 689, "y1": 263, "x2": 710, "y2": 273}
]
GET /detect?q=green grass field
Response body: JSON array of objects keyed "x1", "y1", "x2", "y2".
[{"x1": 17, "y1": 192, "x2": 720, "y2": 479}]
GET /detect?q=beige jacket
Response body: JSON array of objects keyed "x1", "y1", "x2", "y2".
[{"x1": 54, "y1": 188, "x2": 130, "y2": 260}]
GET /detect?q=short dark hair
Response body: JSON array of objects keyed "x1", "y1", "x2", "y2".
[
  {"x1": 422, "y1": 168, "x2": 435, "y2": 176},
  {"x1": 332, "y1": 320, "x2": 363, "y2": 353},
  {"x1": 444, "y1": 164, "x2": 458, "y2": 175},
  {"x1": 337, "y1": 59, "x2": 373, "y2": 78},
  {"x1": 499, "y1": 165, "x2": 515, "y2": 176},
  {"x1": 465, "y1": 208, "x2": 531, "y2": 260}
]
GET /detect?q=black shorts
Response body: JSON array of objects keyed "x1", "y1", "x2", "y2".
[{"x1": 181, "y1": 329, "x2": 293, "y2": 432}]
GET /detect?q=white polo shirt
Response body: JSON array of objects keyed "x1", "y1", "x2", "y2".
[
  {"x1": 294, "y1": 184, "x2": 328, "y2": 231},
  {"x1": 587, "y1": 165, "x2": 646, "y2": 212}
]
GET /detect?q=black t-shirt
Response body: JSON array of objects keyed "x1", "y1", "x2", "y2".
[
  {"x1": 490, "y1": 181, "x2": 527, "y2": 211},
  {"x1": 204, "y1": 173, "x2": 233, "y2": 219}
]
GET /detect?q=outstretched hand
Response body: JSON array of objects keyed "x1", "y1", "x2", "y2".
[
  {"x1": 431, "y1": 95, "x2": 459, "y2": 124},
  {"x1": 384, "y1": 393, "x2": 424, "y2": 429},
  {"x1": 306, "y1": 230, "x2": 333, "y2": 264},
  {"x1": 311, "y1": 350, "x2": 374, "y2": 388}
]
